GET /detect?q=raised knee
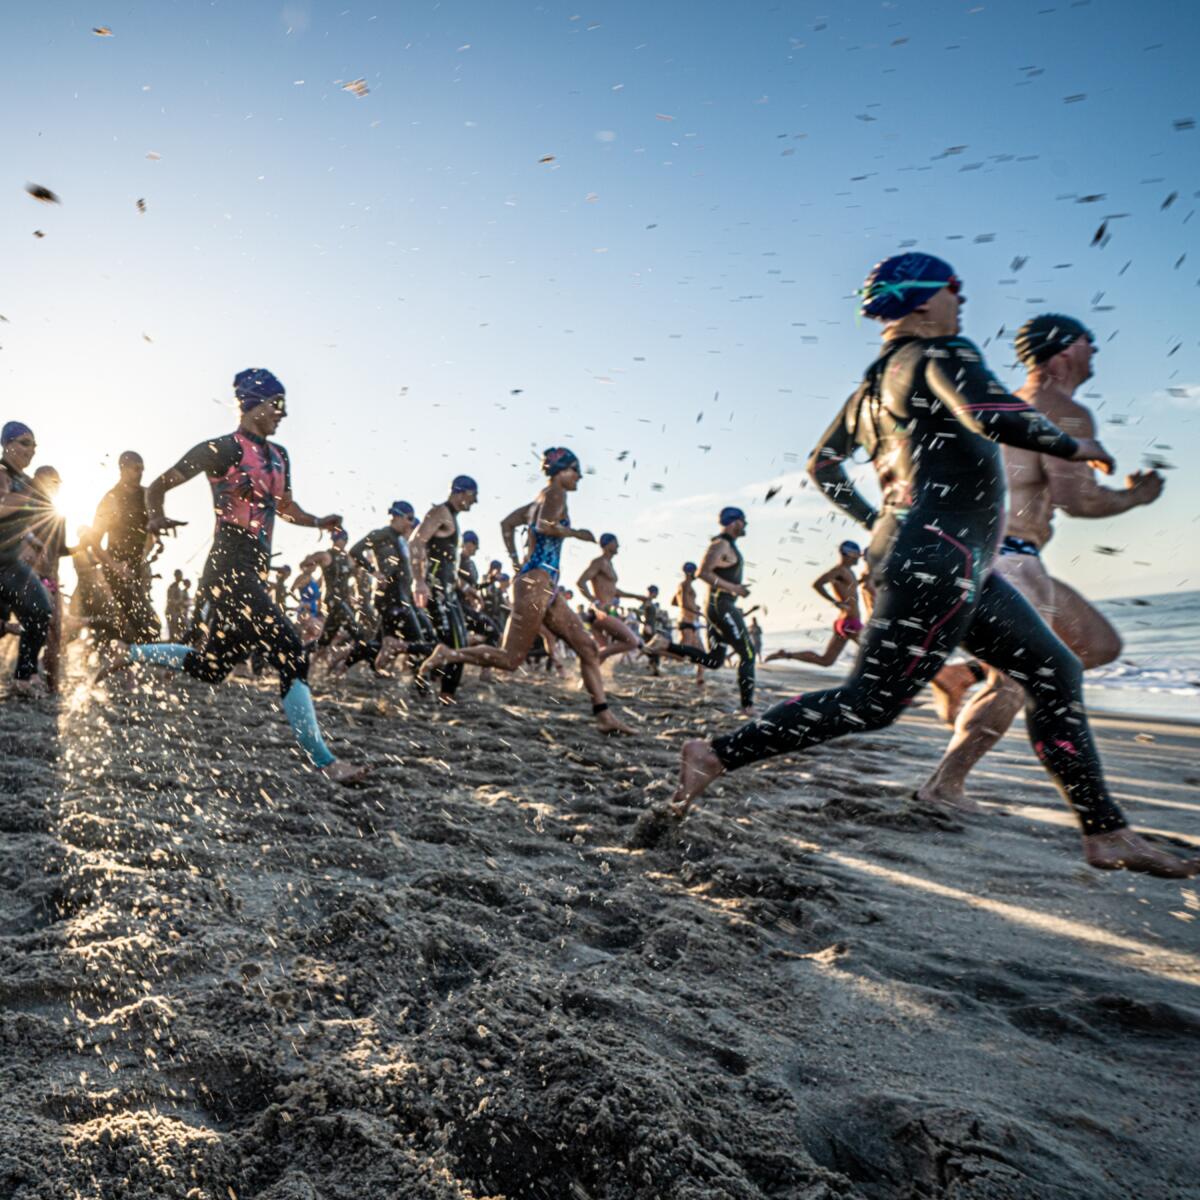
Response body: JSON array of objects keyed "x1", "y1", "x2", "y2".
[{"x1": 1082, "y1": 630, "x2": 1121, "y2": 669}]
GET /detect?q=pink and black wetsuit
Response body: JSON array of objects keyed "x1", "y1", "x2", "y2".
[
  {"x1": 711, "y1": 334, "x2": 1127, "y2": 838},
  {"x1": 168, "y1": 431, "x2": 309, "y2": 699}
]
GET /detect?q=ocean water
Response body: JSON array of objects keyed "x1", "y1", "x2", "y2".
[{"x1": 766, "y1": 589, "x2": 1200, "y2": 724}]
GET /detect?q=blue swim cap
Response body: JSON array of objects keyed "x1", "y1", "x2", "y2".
[
  {"x1": 839, "y1": 540, "x2": 862, "y2": 555},
  {"x1": 462, "y1": 529, "x2": 479, "y2": 544},
  {"x1": 683, "y1": 561, "x2": 697, "y2": 574},
  {"x1": 388, "y1": 500, "x2": 415, "y2": 518},
  {"x1": 332, "y1": 528, "x2": 348, "y2": 543},
  {"x1": 1, "y1": 420, "x2": 33, "y2": 446},
  {"x1": 489, "y1": 559, "x2": 503, "y2": 571},
  {"x1": 600, "y1": 533, "x2": 617, "y2": 548},
  {"x1": 719, "y1": 506, "x2": 746, "y2": 527},
  {"x1": 234, "y1": 368, "x2": 286, "y2": 411},
  {"x1": 542, "y1": 446, "x2": 581, "y2": 476},
  {"x1": 858, "y1": 253, "x2": 958, "y2": 320},
  {"x1": 451, "y1": 474, "x2": 478, "y2": 494},
  {"x1": 647, "y1": 585, "x2": 659, "y2": 595}
]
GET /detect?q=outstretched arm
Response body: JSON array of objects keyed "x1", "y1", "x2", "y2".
[
  {"x1": 1042, "y1": 408, "x2": 1163, "y2": 516},
  {"x1": 925, "y1": 338, "x2": 1108, "y2": 468},
  {"x1": 806, "y1": 393, "x2": 880, "y2": 529}
]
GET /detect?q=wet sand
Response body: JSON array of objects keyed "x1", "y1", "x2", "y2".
[{"x1": 1, "y1": 650, "x2": 1198, "y2": 1199}]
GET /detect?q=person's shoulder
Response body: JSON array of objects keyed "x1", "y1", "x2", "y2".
[{"x1": 926, "y1": 334, "x2": 985, "y2": 362}]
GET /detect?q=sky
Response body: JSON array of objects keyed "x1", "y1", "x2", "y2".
[{"x1": 2, "y1": 0, "x2": 1198, "y2": 631}]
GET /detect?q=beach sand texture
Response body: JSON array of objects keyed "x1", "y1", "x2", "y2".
[{"x1": 1, "y1": 655, "x2": 1198, "y2": 1199}]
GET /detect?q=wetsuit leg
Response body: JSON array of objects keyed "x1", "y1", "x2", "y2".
[
  {"x1": 427, "y1": 587, "x2": 467, "y2": 697},
  {"x1": 0, "y1": 561, "x2": 52, "y2": 680},
  {"x1": 709, "y1": 594, "x2": 756, "y2": 708},
  {"x1": 712, "y1": 521, "x2": 978, "y2": 770},
  {"x1": 959, "y1": 571, "x2": 1126, "y2": 835},
  {"x1": 465, "y1": 607, "x2": 501, "y2": 646},
  {"x1": 343, "y1": 598, "x2": 437, "y2": 670}
]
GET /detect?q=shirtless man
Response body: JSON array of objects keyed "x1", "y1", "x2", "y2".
[
  {"x1": 766, "y1": 541, "x2": 863, "y2": 667},
  {"x1": 671, "y1": 562, "x2": 706, "y2": 685},
  {"x1": 918, "y1": 313, "x2": 1164, "y2": 810},
  {"x1": 576, "y1": 533, "x2": 644, "y2": 661}
]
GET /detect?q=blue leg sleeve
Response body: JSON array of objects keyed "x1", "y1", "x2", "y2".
[
  {"x1": 129, "y1": 643, "x2": 192, "y2": 669},
  {"x1": 281, "y1": 680, "x2": 336, "y2": 768}
]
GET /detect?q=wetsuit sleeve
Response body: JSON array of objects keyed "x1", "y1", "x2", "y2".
[
  {"x1": 349, "y1": 531, "x2": 375, "y2": 569},
  {"x1": 806, "y1": 396, "x2": 879, "y2": 529},
  {"x1": 925, "y1": 339, "x2": 1080, "y2": 459},
  {"x1": 171, "y1": 435, "x2": 241, "y2": 482}
]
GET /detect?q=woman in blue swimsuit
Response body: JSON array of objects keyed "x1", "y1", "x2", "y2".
[{"x1": 420, "y1": 448, "x2": 632, "y2": 734}]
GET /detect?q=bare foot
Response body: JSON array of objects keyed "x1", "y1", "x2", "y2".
[
  {"x1": 928, "y1": 662, "x2": 980, "y2": 726},
  {"x1": 415, "y1": 643, "x2": 448, "y2": 682},
  {"x1": 321, "y1": 760, "x2": 369, "y2": 786},
  {"x1": 669, "y1": 738, "x2": 725, "y2": 817},
  {"x1": 596, "y1": 708, "x2": 635, "y2": 735},
  {"x1": 764, "y1": 649, "x2": 792, "y2": 663},
  {"x1": 913, "y1": 781, "x2": 984, "y2": 815},
  {"x1": 12, "y1": 675, "x2": 51, "y2": 699},
  {"x1": 737, "y1": 705, "x2": 754, "y2": 719},
  {"x1": 1082, "y1": 828, "x2": 1198, "y2": 879},
  {"x1": 373, "y1": 635, "x2": 408, "y2": 674},
  {"x1": 93, "y1": 640, "x2": 132, "y2": 683},
  {"x1": 643, "y1": 634, "x2": 669, "y2": 657}
]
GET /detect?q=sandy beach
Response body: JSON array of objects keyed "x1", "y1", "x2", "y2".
[{"x1": 2, "y1": 652, "x2": 1198, "y2": 1199}]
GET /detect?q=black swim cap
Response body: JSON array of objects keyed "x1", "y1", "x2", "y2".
[{"x1": 1013, "y1": 314, "x2": 1094, "y2": 367}]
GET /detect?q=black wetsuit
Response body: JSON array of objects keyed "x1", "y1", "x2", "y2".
[
  {"x1": 425, "y1": 512, "x2": 467, "y2": 697},
  {"x1": 342, "y1": 525, "x2": 436, "y2": 670},
  {"x1": 172, "y1": 432, "x2": 308, "y2": 697},
  {"x1": 663, "y1": 535, "x2": 757, "y2": 708},
  {"x1": 0, "y1": 462, "x2": 53, "y2": 680},
  {"x1": 94, "y1": 481, "x2": 160, "y2": 642},
  {"x1": 317, "y1": 549, "x2": 357, "y2": 647},
  {"x1": 712, "y1": 334, "x2": 1126, "y2": 837},
  {"x1": 458, "y1": 554, "x2": 500, "y2": 646}
]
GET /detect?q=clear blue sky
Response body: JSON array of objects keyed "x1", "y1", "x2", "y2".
[{"x1": 3, "y1": 0, "x2": 1197, "y2": 629}]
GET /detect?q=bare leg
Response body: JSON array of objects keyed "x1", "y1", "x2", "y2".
[
  {"x1": 592, "y1": 612, "x2": 640, "y2": 662},
  {"x1": 669, "y1": 739, "x2": 726, "y2": 817},
  {"x1": 927, "y1": 660, "x2": 983, "y2": 726},
  {"x1": 916, "y1": 666, "x2": 1024, "y2": 811},
  {"x1": 765, "y1": 633, "x2": 848, "y2": 668},
  {"x1": 418, "y1": 574, "x2": 551, "y2": 678},
  {"x1": 543, "y1": 596, "x2": 633, "y2": 734}
]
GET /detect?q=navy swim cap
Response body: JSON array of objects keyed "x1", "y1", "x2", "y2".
[
  {"x1": 858, "y1": 253, "x2": 958, "y2": 321},
  {"x1": 600, "y1": 533, "x2": 617, "y2": 548},
  {"x1": 331, "y1": 528, "x2": 348, "y2": 543},
  {"x1": 542, "y1": 446, "x2": 580, "y2": 476},
  {"x1": 234, "y1": 368, "x2": 286, "y2": 411},
  {"x1": 1013, "y1": 313, "x2": 1095, "y2": 367},
  {"x1": 683, "y1": 561, "x2": 697, "y2": 574},
  {"x1": 462, "y1": 529, "x2": 479, "y2": 544},
  {"x1": 647, "y1": 585, "x2": 659, "y2": 595},
  {"x1": 839, "y1": 540, "x2": 862, "y2": 555},
  {"x1": 451, "y1": 474, "x2": 478, "y2": 494},
  {"x1": 719, "y1": 506, "x2": 746, "y2": 527},
  {"x1": 1, "y1": 421, "x2": 33, "y2": 446},
  {"x1": 489, "y1": 559, "x2": 503, "y2": 571},
  {"x1": 388, "y1": 500, "x2": 415, "y2": 518}
]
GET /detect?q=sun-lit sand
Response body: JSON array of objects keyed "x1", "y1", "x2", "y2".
[{"x1": 1, "y1": 650, "x2": 1197, "y2": 1198}]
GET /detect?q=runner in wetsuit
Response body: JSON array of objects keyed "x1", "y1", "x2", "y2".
[
  {"x1": 458, "y1": 531, "x2": 501, "y2": 647},
  {"x1": 663, "y1": 252, "x2": 1193, "y2": 878},
  {"x1": 0, "y1": 421, "x2": 55, "y2": 694},
  {"x1": 419, "y1": 447, "x2": 633, "y2": 734},
  {"x1": 107, "y1": 368, "x2": 365, "y2": 785},
  {"x1": 649, "y1": 508, "x2": 758, "y2": 715},
  {"x1": 337, "y1": 500, "x2": 436, "y2": 674},
  {"x1": 311, "y1": 528, "x2": 358, "y2": 652},
  {"x1": 411, "y1": 476, "x2": 477, "y2": 702},
  {"x1": 89, "y1": 451, "x2": 160, "y2": 644}
]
